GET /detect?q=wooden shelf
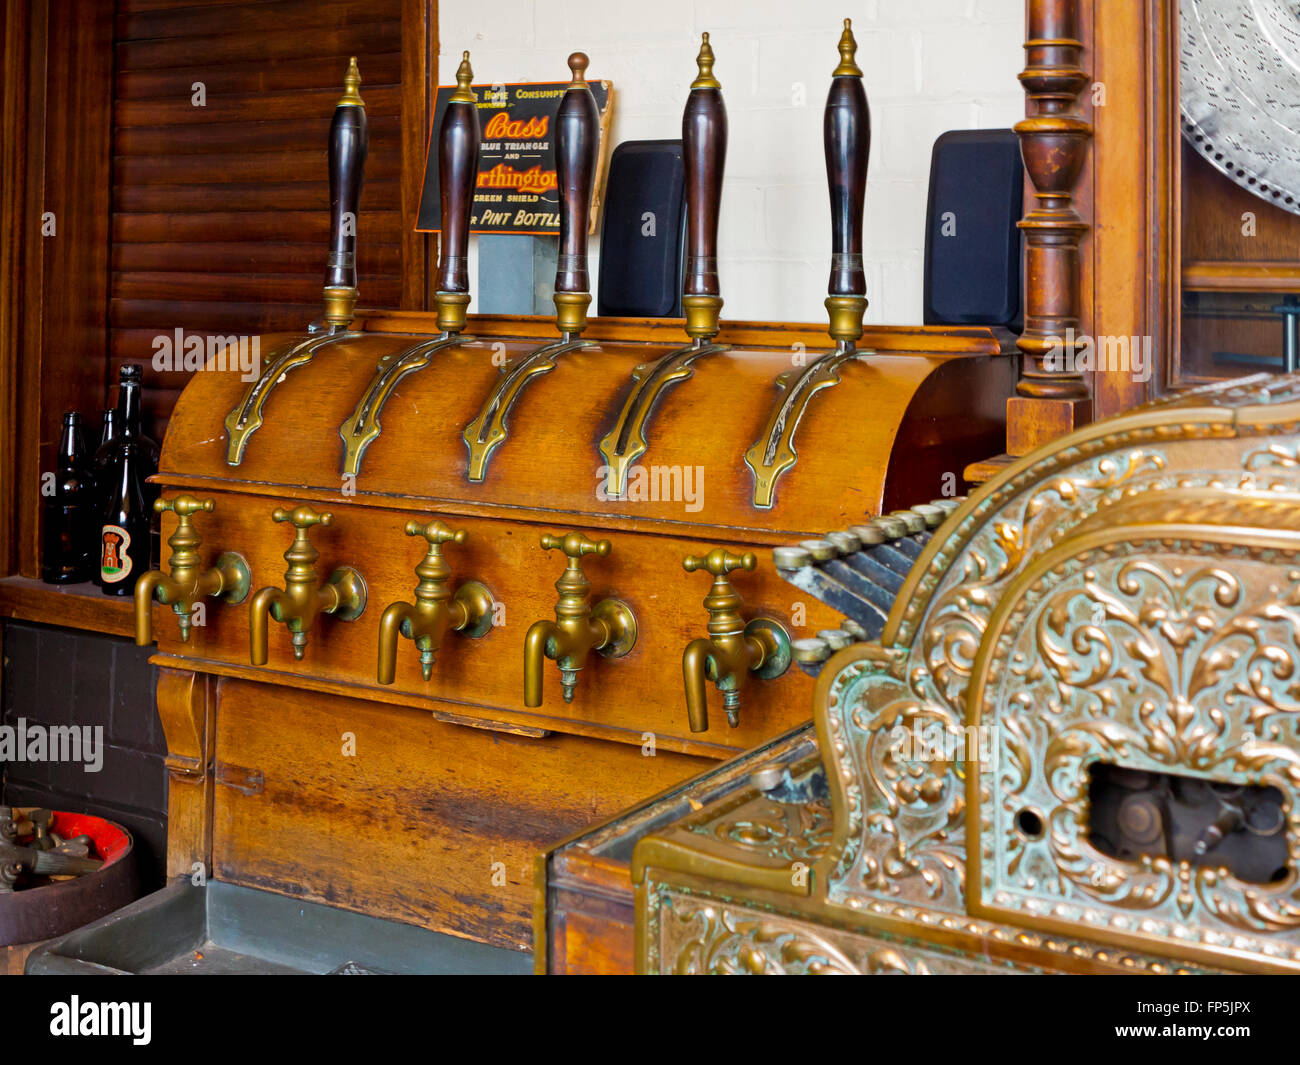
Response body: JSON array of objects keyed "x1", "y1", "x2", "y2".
[
  {"x1": 0, "y1": 576, "x2": 135, "y2": 639},
  {"x1": 965, "y1": 453, "x2": 1015, "y2": 484},
  {"x1": 1182, "y1": 261, "x2": 1300, "y2": 293}
]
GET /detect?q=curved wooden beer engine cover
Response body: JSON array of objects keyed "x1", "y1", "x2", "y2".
[{"x1": 149, "y1": 30, "x2": 1017, "y2": 958}]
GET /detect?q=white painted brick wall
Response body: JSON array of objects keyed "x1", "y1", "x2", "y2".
[{"x1": 438, "y1": 0, "x2": 1023, "y2": 326}]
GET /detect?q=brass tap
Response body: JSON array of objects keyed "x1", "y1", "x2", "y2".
[
  {"x1": 134, "y1": 495, "x2": 250, "y2": 646},
  {"x1": 681, "y1": 548, "x2": 791, "y2": 731},
  {"x1": 249, "y1": 505, "x2": 367, "y2": 664},
  {"x1": 376, "y1": 519, "x2": 494, "y2": 684},
  {"x1": 524, "y1": 532, "x2": 637, "y2": 706}
]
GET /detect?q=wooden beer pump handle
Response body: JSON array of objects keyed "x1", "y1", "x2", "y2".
[
  {"x1": 436, "y1": 51, "x2": 482, "y2": 334},
  {"x1": 553, "y1": 52, "x2": 600, "y2": 337},
  {"x1": 323, "y1": 57, "x2": 368, "y2": 329},
  {"x1": 682, "y1": 33, "x2": 727, "y2": 341},
  {"x1": 823, "y1": 19, "x2": 870, "y2": 348}
]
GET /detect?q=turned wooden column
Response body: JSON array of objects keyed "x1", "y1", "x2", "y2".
[{"x1": 1007, "y1": 0, "x2": 1093, "y2": 456}]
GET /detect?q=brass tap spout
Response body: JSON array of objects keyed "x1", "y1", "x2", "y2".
[
  {"x1": 680, "y1": 548, "x2": 791, "y2": 731},
  {"x1": 523, "y1": 618, "x2": 558, "y2": 706},
  {"x1": 134, "y1": 495, "x2": 250, "y2": 646},
  {"x1": 682, "y1": 635, "x2": 717, "y2": 733},
  {"x1": 249, "y1": 505, "x2": 367, "y2": 665},
  {"x1": 523, "y1": 532, "x2": 637, "y2": 706},
  {"x1": 376, "y1": 519, "x2": 493, "y2": 684},
  {"x1": 134, "y1": 569, "x2": 170, "y2": 644}
]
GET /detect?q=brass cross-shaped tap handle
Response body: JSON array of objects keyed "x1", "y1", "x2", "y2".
[
  {"x1": 375, "y1": 518, "x2": 494, "y2": 684},
  {"x1": 524, "y1": 531, "x2": 637, "y2": 706},
  {"x1": 409, "y1": 518, "x2": 464, "y2": 548},
  {"x1": 540, "y1": 531, "x2": 610, "y2": 558},
  {"x1": 273, "y1": 504, "x2": 330, "y2": 529},
  {"x1": 683, "y1": 548, "x2": 756, "y2": 578},
  {"x1": 681, "y1": 546, "x2": 791, "y2": 732},
  {"x1": 249, "y1": 504, "x2": 367, "y2": 664},
  {"x1": 134, "y1": 494, "x2": 250, "y2": 646}
]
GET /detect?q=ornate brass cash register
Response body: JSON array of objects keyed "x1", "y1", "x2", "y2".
[
  {"x1": 632, "y1": 372, "x2": 1300, "y2": 974},
  {"x1": 89, "y1": 22, "x2": 1016, "y2": 970}
]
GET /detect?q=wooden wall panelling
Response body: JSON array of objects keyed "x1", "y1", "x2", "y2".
[
  {"x1": 1088, "y1": 0, "x2": 1172, "y2": 416},
  {"x1": 111, "y1": 0, "x2": 407, "y2": 440},
  {"x1": 14, "y1": 1, "x2": 116, "y2": 578},
  {"x1": 1180, "y1": 147, "x2": 1300, "y2": 267},
  {"x1": 400, "y1": 0, "x2": 434, "y2": 310},
  {"x1": 0, "y1": 0, "x2": 32, "y2": 576}
]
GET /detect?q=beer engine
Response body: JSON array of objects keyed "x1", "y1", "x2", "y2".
[
  {"x1": 338, "y1": 51, "x2": 482, "y2": 476},
  {"x1": 598, "y1": 33, "x2": 730, "y2": 498},
  {"x1": 745, "y1": 20, "x2": 871, "y2": 508},
  {"x1": 462, "y1": 52, "x2": 602, "y2": 482},
  {"x1": 224, "y1": 57, "x2": 368, "y2": 465}
]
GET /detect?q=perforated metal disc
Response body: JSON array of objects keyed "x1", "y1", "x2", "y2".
[{"x1": 1181, "y1": 0, "x2": 1300, "y2": 214}]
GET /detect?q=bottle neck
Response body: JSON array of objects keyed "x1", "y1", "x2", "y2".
[
  {"x1": 116, "y1": 380, "x2": 143, "y2": 437},
  {"x1": 58, "y1": 415, "x2": 83, "y2": 471},
  {"x1": 100, "y1": 410, "x2": 119, "y2": 446}
]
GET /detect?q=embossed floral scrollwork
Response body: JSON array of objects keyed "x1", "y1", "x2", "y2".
[
  {"x1": 984, "y1": 544, "x2": 1300, "y2": 947},
  {"x1": 663, "y1": 898, "x2": 864, "y2": 974},
  {"x1": 826, "y1": 662, "x2": 965, "y2": 906}
]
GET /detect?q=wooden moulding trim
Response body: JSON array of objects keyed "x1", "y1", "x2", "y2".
[
  {"x1": 0, "y1": 577, "x2": 135, "y2": 638},
  {"x1": 1182, "y1": 261, "x2": 1300, "y2": 293},
  {"x1": 148, "y1": 653, "x2": 745, "y2": 761},
  {"x1": 551, "y1": 852, "x2": 634, "y2": 897},
  {"x1": 351, "y1": 310, "x2": 1018, "y2": 355},
  {"x1": 149, "y1": 474, "x2": 839, "y2": 545}
]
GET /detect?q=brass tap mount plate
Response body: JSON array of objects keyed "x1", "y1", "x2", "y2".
[
  {"x1": 456, "y1": 580, "x2": 496, "y2": 639},
  {"x1": 593, "y1": 597, "x2": 638, "y2": 659},
  {"x1": 744, "y1": 345, "x2": 871, "y2": 509},
  {"x1": 328, "y1": 566, "x2": 368, "y2": 622},
  {"x1": 462, "y1": 336, "x2": 591, "y2": 482},
  {"x1": 224, "y1": 332, "x2": 353, "y2": 465},
  {"x1": 339, "y1": 333, "x2": 472, "y2": 476},
  {"x1": 598, "y1": 339, "x2": 729, "y2": 498},
  {"x1": 746, "y1": 617, "x2": 792, "y2": 680},
  {"x1": 214, "y1": 551, "x2": 253, "y2": 605}
]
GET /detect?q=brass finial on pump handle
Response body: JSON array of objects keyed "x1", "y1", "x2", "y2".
[
  {"x1": 449, "y1": 49, "x2": 476, "y2": 104},
  {"x1": 691, "y1": 31, "x2": 721, "y2": 90},
  {"x1": 832, "y1": 16, "x2": 863, "y2": 77},
  {"x1": 337, "y1": 55, "x2": 364, "y2": 106}
]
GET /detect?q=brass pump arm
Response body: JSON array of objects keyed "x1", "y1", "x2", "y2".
[
  {"x1": 339, "y1": 333, "x2": 471, "y2": 477},
  {"x1": 224, "y1": 58, "x2": 369, "y2": 466},
  {"x1": 597, "y1": 35, "x2": 730, "y2": 499},
  {"x1": 134, "y1": 494, "x2": 250, "y2": 646},
  {"x1": 340, "y1": 51, "x2": 481, "y2": 478},
  {"x1": 462, "y1": 51, "x2": 601, "y2": 483}
]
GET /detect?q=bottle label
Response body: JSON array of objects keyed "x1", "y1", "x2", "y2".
[{"x1": 101, "y1": 525, "x2": 132, "y2": 583}]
